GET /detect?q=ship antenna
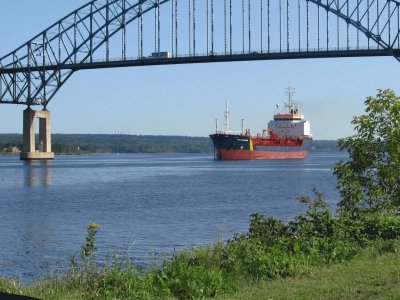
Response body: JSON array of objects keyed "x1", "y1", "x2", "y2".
[{"x1": 223, "y1": 101, "x2": 229, "y2": 133}]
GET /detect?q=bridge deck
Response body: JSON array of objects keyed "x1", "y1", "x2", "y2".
[{"x1": 0, "y1": 49, "x2": 397, "y2": 75}]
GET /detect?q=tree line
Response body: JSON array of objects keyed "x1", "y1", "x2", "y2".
[
  {"x1": 0, "y1": 134, "x2": 339, "y2": 154},
  {"x1": 0, "y1": 134, "x2": 214, "y2": 154}
]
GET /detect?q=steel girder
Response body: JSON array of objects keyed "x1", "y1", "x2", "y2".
[
  {"x1": 0, "y1": 0, "x2": 169, "y2": 107},
  {"x1": 0, "y1": 0, "x2": 399, "y2": 107}
]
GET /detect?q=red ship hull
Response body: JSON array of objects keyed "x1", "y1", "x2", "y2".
[
  {"x1": 219, "y1": 149, "x2": 308, "y2": 160},
  {"x1": 210, "y1": 94, "x2": 312, "y2": 160}
]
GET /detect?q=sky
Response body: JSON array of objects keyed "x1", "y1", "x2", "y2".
[{"x1": 1, "y1": 0, "x2": 400, "y2": 140}]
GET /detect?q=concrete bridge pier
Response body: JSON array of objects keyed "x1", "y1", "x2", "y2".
[{"x1": 20, "y1": 108, "x2": 54, "y2": 160}]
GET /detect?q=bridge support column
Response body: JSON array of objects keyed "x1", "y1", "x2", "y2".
[{"x1": 20, "y1": 108, "x2": 54, "y2": 160}]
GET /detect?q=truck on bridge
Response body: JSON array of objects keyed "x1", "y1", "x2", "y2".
[{"x1": 149, "y1": 51, "x2": 172, "y2": 59}]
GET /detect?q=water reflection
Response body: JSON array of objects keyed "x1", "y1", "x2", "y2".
[{"x1": 24, "y1": 161, "x2": 52, "y2": 187}]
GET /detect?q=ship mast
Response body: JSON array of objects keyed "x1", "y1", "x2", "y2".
[
  {"x1": 285, "y1": 86, "x2": 296, "y2": 114},
  {"x1": 223, "y1": 101, "x2": 229, "y2": 133}
]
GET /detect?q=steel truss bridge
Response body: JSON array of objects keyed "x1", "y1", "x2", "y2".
[{"x1": 1, "y1": 0, "x2": 400, "y2": 107}]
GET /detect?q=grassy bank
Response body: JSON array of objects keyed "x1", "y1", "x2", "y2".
[
  {"x1": 1, "y1": 240, "x2": 399, "y2": 300},
  {"x1": 218, "y1": 240, "x2": 400, "y2": 300}
]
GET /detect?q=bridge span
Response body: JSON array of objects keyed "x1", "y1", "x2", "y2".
[{"x1": 0, "y1": 0, "x2": 399, "y2": 159}]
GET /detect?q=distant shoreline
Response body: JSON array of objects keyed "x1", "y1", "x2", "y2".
[{"x1": 0, "y1": 134, "x2": 339, "y2": 155}]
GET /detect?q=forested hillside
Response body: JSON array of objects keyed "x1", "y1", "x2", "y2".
[
  {"x1": 0, "y1": 134, "x2": 338, "y2": 154},
  {"x1": 0, "y1": 134, "x2": 213, "y2": 154}
]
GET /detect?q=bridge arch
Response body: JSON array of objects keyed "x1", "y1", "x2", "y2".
[
  {"x1": 1, "y1": 0, "x2": 399, "y2": 107},
  {"x1": 308, "y1": 0, "x2": 400, "y2": 49}
]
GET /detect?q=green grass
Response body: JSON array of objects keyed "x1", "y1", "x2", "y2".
[
  {"x1": 1, "y1": 241, "x2": 400, "y2": 300},
  {"x1": 215, "y1": 242, "x2": 400, "y2": 300}
]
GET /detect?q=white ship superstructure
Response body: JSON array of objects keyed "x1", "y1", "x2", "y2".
[{"x1": 267, "y1": 88, "x2": 312, "y2": 140}]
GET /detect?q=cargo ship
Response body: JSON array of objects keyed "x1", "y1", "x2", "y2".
[{"x1": 210, "y1": 89, "x2": 312, "y2": 160}]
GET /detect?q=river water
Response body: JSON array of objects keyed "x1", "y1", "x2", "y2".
[{"x1": 0, "y1": 152, "x2": 345, "y2": 281}]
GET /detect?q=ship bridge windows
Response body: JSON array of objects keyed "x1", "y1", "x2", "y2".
[{"x1": 274, "y1": 118, "x2": 302, "y2": 121}]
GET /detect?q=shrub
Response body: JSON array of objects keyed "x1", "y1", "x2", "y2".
[
  {"x1": 248, "y1": 213, "x2": 289, "y2": 246},
  {"x1": 333, "y1": 89, "x2": 400, "y2": 214},
  {"x1": 160, "y1": 247, "x2": 224, "y2": 299}
]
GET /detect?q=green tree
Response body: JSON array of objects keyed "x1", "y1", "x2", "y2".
[{"x1": 333, "y1": 89, "x2": 400, "y2": 215}]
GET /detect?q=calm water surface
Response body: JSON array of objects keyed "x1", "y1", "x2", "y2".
[{"x1": 0, "y1": 152, "x2": 345, "y2": 281}]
